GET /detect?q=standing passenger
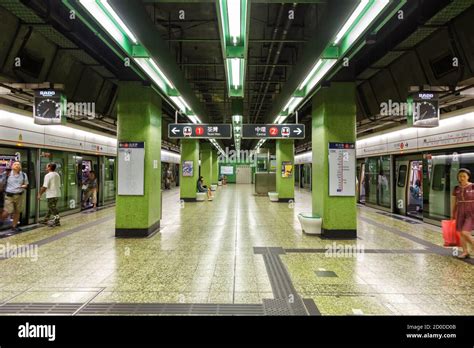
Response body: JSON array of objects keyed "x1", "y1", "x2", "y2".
[
  {"x1": 82, "y1": 171, "x2": 98, "y2": 210},
  {"x1": 3, "y1": 162, "x2": 28, "y2": 232},
  {"x1": 452, "y1": 168, "x2": 474, "y2": 259},
  {"x1": 38, "y1": 163, "x2": 61, "y2": 226},
  {"x1": 0, "y1": 167, "x2": 7, "y2": 227}
]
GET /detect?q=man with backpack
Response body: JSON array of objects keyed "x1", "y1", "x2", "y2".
[{"x1": 3, "y1": 161, "x2": 28, "y2": 232}]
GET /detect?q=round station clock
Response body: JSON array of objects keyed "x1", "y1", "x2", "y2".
[
  {"x1": 33, "y1": 90, "x2": 65, "y2": 125},
  {"x1": 35, "y1": 99, "x2": 61, "y2": 119},
  {"x1": 411, "y1": 92, "x2": 439, "y2": 127},
  {"x1": 415, "y1": 101, "x2": 438, "y2": 121}
]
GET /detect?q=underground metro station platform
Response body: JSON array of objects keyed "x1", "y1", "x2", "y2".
[
  {"x1": 0, "y1": 0, "x2": 474, "y2": 344},
  {"x1": 1, "y1": 186, "x2": 474, "y2": 316}
]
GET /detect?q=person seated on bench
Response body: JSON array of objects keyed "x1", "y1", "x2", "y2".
[{"x1": 197, "y1": 176, "x2": 212, "y2": 200}]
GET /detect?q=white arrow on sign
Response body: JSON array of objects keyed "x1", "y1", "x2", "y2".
[
  {"x1": 171, "y1": 127, "x2": 180, "y2": 135},
  {"x1": 293, "y1": 128, "x2": 302, "y2": 135}
]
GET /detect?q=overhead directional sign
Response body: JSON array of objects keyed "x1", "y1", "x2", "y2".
[
  {"x1": 242, "y1": 124, "x2": 305, "y2": 139},
  {"x1": 168, "y1": 123, "x2": 232, "y2": 139}
]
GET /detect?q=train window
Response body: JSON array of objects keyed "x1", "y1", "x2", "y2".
[
  {"x1": 432, "y1": 165, "x2": 446, "y2": 191},
  {"x1": 397, "y1": 165, "x2": 407, "y2": 187}
]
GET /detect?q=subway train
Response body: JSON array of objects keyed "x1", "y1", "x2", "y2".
[
  {"x1": 0, "y1": 106, "x2": 180, "y2": 230},
  {"x1": 295, "y1": 108, "x2": 474, "y2": 226}
]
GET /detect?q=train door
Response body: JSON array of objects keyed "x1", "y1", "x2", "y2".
[
  {"x1": 79, "y1": 155, "x2": 99, "y2": 210},
  {"x1": 296, "y1": 165, "x2": 301, "y2": 188},
  {"x1": 395, "y1": 158, "x2": 409, "y2": 215},
  {"x1": 356, "y1": 160, "x2": 366, "y2": 203},
  {"x1": 302, "y1": 164, "x2": 311, "y2": 190},
  {"x1": 100, "y1": 156, "x2": 116, "y2": 205},
  {"x1": 174, "y1": 163, "x2": 179, "y2": 187},
  {"x1": 294, "y1": 164, "x2": 300, "y2": 187},
  {"x1": 407, "y1": 160, "x2": 423, "y2": 218},
  {"x1": 395, "y1": 156, "x2": 423, "y2": 219},
  {"x1": 39, "y1": 150, "x2": 82, "y2": 217}
]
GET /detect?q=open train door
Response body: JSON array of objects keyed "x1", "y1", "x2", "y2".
[{"x1": 395, "y1": 155, "x2": 423, "y2": 219}]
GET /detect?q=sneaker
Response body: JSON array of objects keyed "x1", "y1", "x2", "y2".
[
  {"x1": 51, "y1": 215, "x2": 60, "y2": 226},
  {"x1": 11, "y1": 227, "x2": 21, "y2": 233}
]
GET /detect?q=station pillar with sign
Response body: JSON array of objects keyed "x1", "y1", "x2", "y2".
[
  {"x1": 200, "y1": 143, "x2": 213, "y2": 189},
  {"x1": 212, "y1": 149, "x2": 219, "y2": 185},
  {"x1": 276, "y1": 139, "x2": 294, "y2": 202},
  {"x1": 115, "y1": 82, "x2": 162, "y2": 237},
  {"x1": 180, "y1": 139, "x2": 200, "y2": 201},
  {"x1": 312, "y1": 82, "x2": 357, "y2": 239}
]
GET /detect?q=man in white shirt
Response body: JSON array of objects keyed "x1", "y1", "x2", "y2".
[{"x1": 37, "y1": 162, "x2": 61, "y2": 226}]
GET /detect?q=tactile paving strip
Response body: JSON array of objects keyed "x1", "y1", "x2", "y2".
[
  {"x1": 285, "y1": 248, "x2": 432, "y2": 254},
  {"x1": 0, "y1": 303, "x2": 82, "y2": 315},
  {"x1": 254, "y1": 247, "x2": 319, "y2": 315},
  {"x1": 0, "y1": 303, "x2": 264, "y2": 315}
]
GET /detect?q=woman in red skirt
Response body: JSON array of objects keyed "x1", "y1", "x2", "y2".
[{"x1": 452, "y1": 168, "x2": 474, "y2": 259}]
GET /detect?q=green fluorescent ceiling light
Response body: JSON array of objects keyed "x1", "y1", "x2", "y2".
[
  {"x1": 188, "y1": 115, "x2": 201, "y2": 124},
  {"x1": 333, "y1": 0, "x2": 369, "y2": 45},
  {"x1": 228, "y1": 58, "x2": 243, "y2": 88},
  {"x1": 219, "y1": 0, "x2": 247, "y2": 97},
  {"x1": 283, "y1": 96, "x2": 303, "y2": 114},
  {"x1": 232, "y1": 115, "x2": 243, "y2": 149},
  {"x1": 134, "y1": 58, "x2": 174, "y2": 92},
  {"x1": 79, "y1": 0, "x2": 124, "y2": 44},
  {"x1": 285, "y1": 0, "x2": 390, "y2": 117},
  {"x1": 299, "y1": 59, "x2": 337, "y2": 92},
  {"x1": 344, "y1": 0, "x2": 389, "y2": 47},
  {"x1": 232, "y1": 115, "x2": 243, "y2": 123},
  {"x1": 170, "y1": 96, "x2": 190, "y2": 113},
  {"x1": 99, "y1": 0, "x2": 138, "y2": 44},
  {"x1": 333, "y1": 0, "x2": 391, "y2": 47},
  {"x1": 78, "y1": 0, "x2": 197, "y2": 117},
  {"x1": 219, "y1": 0, "x2": 246, "y2": 46},
  {"x1": 228, "y1": 0, "x2": 241, "y2": 45},
  {"x1": 273, "y1": 115, "x2": 286, "y2": 124}
]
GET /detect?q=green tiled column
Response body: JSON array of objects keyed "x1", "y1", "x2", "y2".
[
  {"x1": 212, "y1": 149, "x2": 219, "y2": 185},
  {"x1": 200, "y1": 143, "x2": 213, "y2": 188},
  {"x1": 312, "y1": 82, "x2": 357, "y2": 239},
  {"x1": 115, "y1": 82, "x2": 161, "y2": 237},
  {"x1": 180, "y1": 139, "x2": 199, "y2": 201},
  {"x1": 276, "y1": 139, "x2": 295, "y2": 202}
]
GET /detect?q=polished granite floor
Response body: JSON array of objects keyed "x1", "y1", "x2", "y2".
[{"x1": 0, "y1": 184, "x2": 473, "y2": 315}]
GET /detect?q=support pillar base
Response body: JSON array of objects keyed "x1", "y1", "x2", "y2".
[
  {"x1": 115, "y1": 220, "x2": 160, "y2": 238},
  {"x1": 321, "y1": 228, "x2": 357, "y2": 239}
]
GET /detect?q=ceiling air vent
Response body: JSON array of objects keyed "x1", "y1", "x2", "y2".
[
  {"x1": 15, "y1": 48, "x2": 44, "y2": 78},
  {"x1": 429, "y1": 51, "x2": 457, "y2": 80}
]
